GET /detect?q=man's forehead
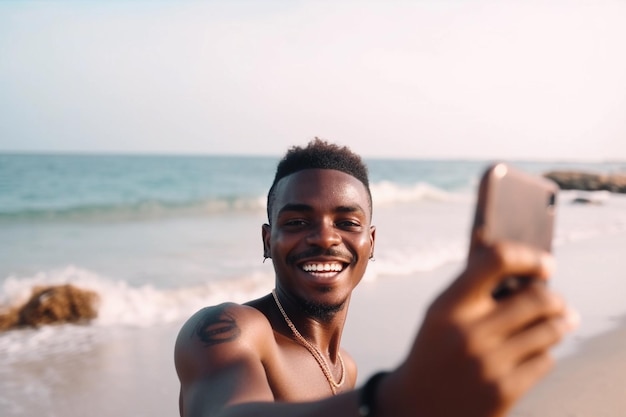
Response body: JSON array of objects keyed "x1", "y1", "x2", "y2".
[
  {"x1": 268, "y1": 168, "x2": 372, "y2": 222},
  {"x1": 274, "y1": 168, "x2": 368, "y2": 197}
]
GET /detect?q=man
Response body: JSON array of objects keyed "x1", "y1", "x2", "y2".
[{"x1": 175, "y1": 139, "x2": 578, "y2": 417}]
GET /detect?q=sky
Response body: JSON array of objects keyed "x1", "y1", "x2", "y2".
[{"x1": 1, "y1": 0, "x2": 625, "y2": 161}]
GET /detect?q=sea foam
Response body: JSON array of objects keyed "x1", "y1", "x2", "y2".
[{"x1": 0, "y1": 266, "x2": 273, "y2": 329}]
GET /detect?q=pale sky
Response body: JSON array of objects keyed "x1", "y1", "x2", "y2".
[{"x1": 1, "y1": 0, "x2": 625, "y2": 160}]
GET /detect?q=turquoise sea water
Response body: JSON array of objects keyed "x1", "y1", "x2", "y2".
[
  {"x1": 4, "y1": 153, "x2": 624, "y2": 222},
  {"x1": 0, "y1": 154, "x2": 275, "y2": 221}
]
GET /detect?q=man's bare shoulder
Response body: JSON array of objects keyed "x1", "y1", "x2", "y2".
[
  {"x1": 174, "y1": 302, "x2": 274, "y2": 377},
  {"x1": 175, "y1": 301, "x2": 280, "y2": 414},
  {"x1": 177, "y1": 302, "x2": 271, "y2": 348}
]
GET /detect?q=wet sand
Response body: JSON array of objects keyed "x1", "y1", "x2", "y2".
[{"x1": 512, "y1": 320, "x2": 626, "y2": 417}]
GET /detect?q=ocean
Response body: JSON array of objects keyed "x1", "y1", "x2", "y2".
[{"x1": 1, "y1": 153, "x2": 626, "y2": 416}]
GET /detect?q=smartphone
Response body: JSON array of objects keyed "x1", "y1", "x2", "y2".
[{"x1": 472, "y1": 163, "x2": 558, "y2": 299}]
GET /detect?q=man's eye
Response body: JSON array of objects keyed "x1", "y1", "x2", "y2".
[
  {"x1": 337, "y1": 220, "x2": 361, "y2": 229},
  {"x1": 284, "y1": 219, "x2": 307, "y2": 227}
]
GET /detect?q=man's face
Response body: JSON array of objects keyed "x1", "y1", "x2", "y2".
[{"x1": 262, "y1": 169, "x2": 375, "y2": 316}]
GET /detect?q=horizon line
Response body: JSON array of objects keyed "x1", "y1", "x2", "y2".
[{"x1": 0, "y1": 149, "x2": 624, "y2": 165}]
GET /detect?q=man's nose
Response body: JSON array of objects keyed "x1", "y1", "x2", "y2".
[{"x1": 306, "y1": 221, "x2": 341, "y2": 248}]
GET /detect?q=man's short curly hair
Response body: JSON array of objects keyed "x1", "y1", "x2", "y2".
[{"x1": 266, "y1": 138, "x2": 372, "y2": 222}]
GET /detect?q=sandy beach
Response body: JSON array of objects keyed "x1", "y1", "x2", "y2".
[
  {"x1": 512, "y1": 320, "x2": 626, "y2": 417},
  {"x1": 508, "y1": 233, "x2": 626, "y2": 417}
]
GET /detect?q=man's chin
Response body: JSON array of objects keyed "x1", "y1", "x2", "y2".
[{"x1": 298, "y1": 295, "x2": 346, "y2": 323}]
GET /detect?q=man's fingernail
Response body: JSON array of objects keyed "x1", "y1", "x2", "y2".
[
  {"x1": 564, "y1": 308, "x2": 581, "y2": 331},
  {"x1": 541, "y1": 253, "x2": 556, "y2": 276}
]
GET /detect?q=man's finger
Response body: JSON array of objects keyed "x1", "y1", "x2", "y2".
[
  {"x1": 499, "y1": 351, "x2": 556, "y2": 407},
  {"x1": 503, "y1": 305, "x2": 579, "y2": 361},
  {"x1": 484, "y1": 283, "x2": 565, "y2": 337},
  {"x1": 442, "y1": 239, "x2": 554, "y2": 317}
]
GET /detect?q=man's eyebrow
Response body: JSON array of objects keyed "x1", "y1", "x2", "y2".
[
  {"x1": 335, "y1": 204, "x2": 366, "y2": 215},
  {"x1": 277, "y1": 203, "x2": 366, "y2": 215},
  {"x1": 277, "y1": 203, "x2": 313, "y2": 215}
]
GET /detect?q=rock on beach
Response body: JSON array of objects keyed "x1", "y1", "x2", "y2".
[
  {"x1": 543, "y1": 171, "x2": 626, "y2": 193},
  {"x1": 0, "y1": 284, "x2": 99, "y2": 331}
]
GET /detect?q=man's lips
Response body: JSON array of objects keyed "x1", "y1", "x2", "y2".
[{"x1": 288, "y1": 248, "x2": 353, "y2": 267}]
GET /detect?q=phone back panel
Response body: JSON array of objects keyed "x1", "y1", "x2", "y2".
[{"x1": 473, "y1": 163, "x2": 558, "y2": 252}]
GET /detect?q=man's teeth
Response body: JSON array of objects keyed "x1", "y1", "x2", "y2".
[{"x1": 302, "y1": 263, "x2": 343, "y2": 272}]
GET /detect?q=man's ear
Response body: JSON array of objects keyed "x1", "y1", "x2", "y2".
[
  {"x1": 262, "y1": 223, "x2": 271, "y2": 258},
  {"x1": 369, "y1": 225, "x2": 376, "y2": 259}
]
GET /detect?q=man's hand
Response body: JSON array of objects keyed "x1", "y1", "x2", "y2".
[{"x1": 379, "y1": 235, "x2": 579, "y2": 417}]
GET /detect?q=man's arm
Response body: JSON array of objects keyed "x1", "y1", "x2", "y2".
[
  {"x1": 175, "y1": 303, "x2": 276, "y2": 417},
  {"x1": 175, "y1": 238, "x2": 577, "y2": 417}
]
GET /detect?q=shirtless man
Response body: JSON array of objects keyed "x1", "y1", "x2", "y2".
[{"x1": 175, "y1": 139, "x2": 578, "y2": 417}]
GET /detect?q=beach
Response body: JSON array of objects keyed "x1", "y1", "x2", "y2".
[
  {"x1": 3, "y1": 0, "x2": 626, "y2": 414},
  {"x1": 510, "y1": 233, "x2": 626, "y2": 417},
  {"x1": 1, "y1": 154, "x2": 626, "y2": 416},
  {"x1": 513, "y1": 322, "x2": 626, "y2": 417}
]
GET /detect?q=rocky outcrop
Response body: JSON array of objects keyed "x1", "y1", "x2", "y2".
[
  {"x1": 543, "y1": 171, "x2": 626, "y2": 193},
  {"x1": 0, "y1": 284, "x2": 99, "y2": 331}
]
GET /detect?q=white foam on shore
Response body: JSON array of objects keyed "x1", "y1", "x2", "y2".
[
  {"x1": 370, "y1": 181, "x2": 470, "y2": 206},
  {"x1": 0, "y1": 266, "x2": 273, "y2": 328},
  {"x1": 365, "y1": 240, "x2": 468, "y2": 280},
  {"x1": 0, "y1": 267, "x2": 274, "y2": 364}
]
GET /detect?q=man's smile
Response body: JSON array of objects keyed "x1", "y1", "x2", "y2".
[
  {"x1": 296, "y1": 259, "x2": 350, "y2": 283},
  {"x1": 301, "y1": 262, "x2": 344, "y2": 273}
]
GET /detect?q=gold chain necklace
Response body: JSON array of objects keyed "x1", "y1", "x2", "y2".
[{"x1": 271, "y1": 289, "x2": 345, "y2": 395}]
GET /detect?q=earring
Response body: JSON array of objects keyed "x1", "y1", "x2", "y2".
[{"x1": 369, "y1": 253, "x2": 375, "y2": 262}]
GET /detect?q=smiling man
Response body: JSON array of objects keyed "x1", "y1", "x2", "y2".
[{"x1": 175, "y1": 139, "x2": 578, "y2": 417}]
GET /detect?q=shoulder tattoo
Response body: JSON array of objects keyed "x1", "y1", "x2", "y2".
[{"x1": 193, "y1": 305, "x2": 241, "y2": 346}]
